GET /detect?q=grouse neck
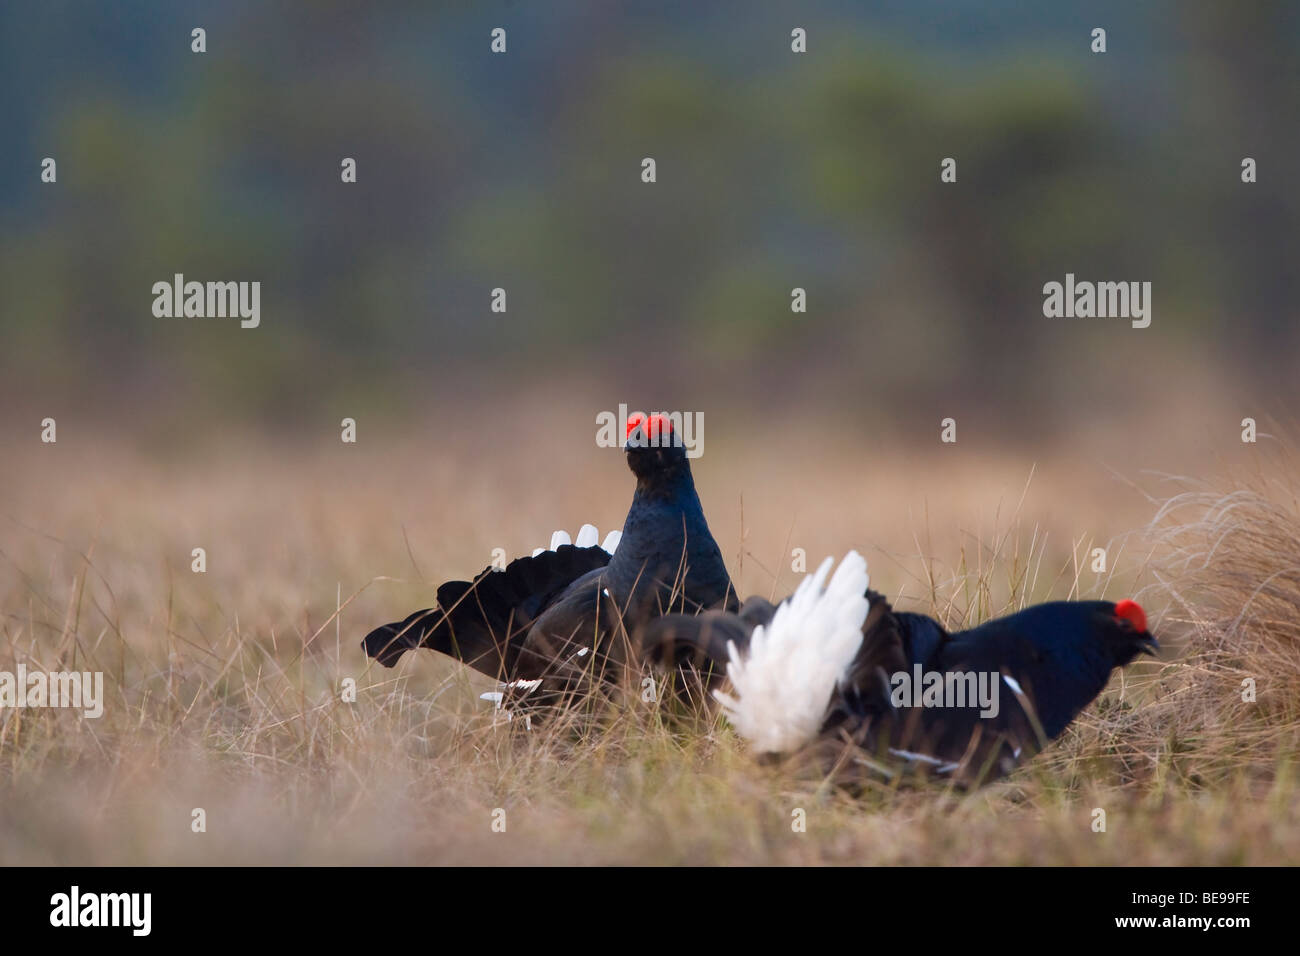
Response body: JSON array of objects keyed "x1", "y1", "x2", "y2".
[
  {"x1": 607, "y1": 463, "x2": 720, "y2": 607},
  {"x1": 633, "y1": 459, "x2": 692, "y2": 499}
]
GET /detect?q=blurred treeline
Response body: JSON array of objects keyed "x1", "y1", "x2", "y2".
[{"x1": 1, "y1": 1, "x2": 1297, "y2": 430}]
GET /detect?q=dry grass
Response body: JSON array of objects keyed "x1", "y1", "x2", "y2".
[
  {"x1": 1134, "y1": 448, "x2": 1300, "y2": 792},
  {"x1": 1, "y1": 415, "x2": 1297, "y2": 865}
]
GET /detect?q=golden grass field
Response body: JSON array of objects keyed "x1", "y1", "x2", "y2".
[{"x1": 1, "y1": 399, "x2": 1298, "y2": 865}]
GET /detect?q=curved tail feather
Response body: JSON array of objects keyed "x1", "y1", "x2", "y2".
[{"x1": 361, "y1": 544, "x2": 612, "y2": 673}]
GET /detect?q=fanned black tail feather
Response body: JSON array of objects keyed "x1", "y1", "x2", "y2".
[
  {"x1": 361, "y1": 606, "x2": 440, "y2": 669},
  {"x1": 361, "y1": 544, "x2": 612, "y2": 674}
]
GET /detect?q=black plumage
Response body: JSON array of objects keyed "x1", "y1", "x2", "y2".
[
  {"x1": 361, "y1": 413, "x2": 735, "y2": 708},
  {"x1": 640, "y1": 588, "x2": 1157, "y2": 784}
]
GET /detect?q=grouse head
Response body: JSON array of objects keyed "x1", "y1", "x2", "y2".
[
  {"x1": 1104, "y1": 598, "x2": 1159, "y2": 665},
  {"x1": 624, "y1": 412, "x2": 688, "y2": 483}
]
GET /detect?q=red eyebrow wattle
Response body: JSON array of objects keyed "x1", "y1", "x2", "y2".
[
  {"x1": 1114, "y1": 599, "x2": 1147, "y2": 633},
  {"x1": 646, "y1": 414, "x2": 673, "y2": 439}
]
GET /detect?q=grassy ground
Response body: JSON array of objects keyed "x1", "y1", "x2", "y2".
[{"x1": 1, "y1": 413, "x2": 1297, "y2": 865}]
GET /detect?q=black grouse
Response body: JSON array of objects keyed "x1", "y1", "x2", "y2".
[
  {"x1": 639, "y1": 551, "x2": 1157, "y2": 785},
  {"x1": 361, "y1": 412, "x2": 736, "y2": 709}
]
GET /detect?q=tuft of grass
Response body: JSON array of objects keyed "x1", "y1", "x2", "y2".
[{"x1": 1131, "y1": 452, "x2": 1300, "y2": 792}]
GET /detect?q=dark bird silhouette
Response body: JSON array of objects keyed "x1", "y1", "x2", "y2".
[
  {"x1": 361, "y1": 412, "x2": 735, "y2": 711},
  {"x1": 639, "y1": 553, "x2": 1157, "y2": 784}
]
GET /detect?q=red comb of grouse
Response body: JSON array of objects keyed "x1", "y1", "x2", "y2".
[
  {"x1": 626, "y1": 412, "x2": 674, "y2": 440},
  {"x1": 646, "y1": 413, "x2": 672, "y2": 439},
  {"x1": 1114, "y1": 599, "x2": 1147, "y2": 633}
]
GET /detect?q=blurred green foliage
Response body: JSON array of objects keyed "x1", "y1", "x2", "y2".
[{"x1": 1, "y1": 1, "x2": 1296, "y2": 424}]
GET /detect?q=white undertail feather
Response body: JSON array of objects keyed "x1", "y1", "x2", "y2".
[
  {"x1": 531, "y1": 525, "x2": 621, "y2": 557},
  {"x1": 480, "y1": 678, "x2": 543, "y2": 731},
  {"x1": 714, "y1": 551, "x2": 869, "y2": 754}
]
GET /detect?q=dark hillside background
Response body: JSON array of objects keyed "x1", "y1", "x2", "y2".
[{"x1": 2, "y1": 1, "x2": 1296, "y2": 440}]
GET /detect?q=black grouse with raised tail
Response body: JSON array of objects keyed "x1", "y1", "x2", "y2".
[
  {"x1": 639, "y1": 551, "x2": 1156, "y2": 785},
  {"x1": 361, "y1": 412, "x2": 735, "y2": 708}
]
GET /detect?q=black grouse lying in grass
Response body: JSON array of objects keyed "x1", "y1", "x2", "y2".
[
  {"x1": 361, "y1": 413, "x2": 736, "y2": 710},
  {"x1": 640, "y1": 552, "x2": 1158, "y2": 785}
]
